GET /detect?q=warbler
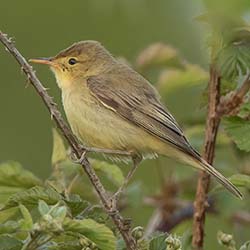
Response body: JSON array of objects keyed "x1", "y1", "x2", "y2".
[{"x1": 30, "y1": 41, "x2": 242, "y2": 199}]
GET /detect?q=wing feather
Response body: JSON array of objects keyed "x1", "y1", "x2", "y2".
[{"x1": 86, "y1": 65, "x2": 199, "y2": 158}]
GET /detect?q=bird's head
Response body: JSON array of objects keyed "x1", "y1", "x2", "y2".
[{"x1": 30, "y1": 40, "x2": 114, "y2": 89}]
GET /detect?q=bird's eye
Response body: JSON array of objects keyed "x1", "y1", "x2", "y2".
[{"x1": 68, "y1": 58, "x2": 77, "y2": 65}]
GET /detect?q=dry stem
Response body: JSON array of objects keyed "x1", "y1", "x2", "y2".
[{"x1": 192, "y1": 66, "x2": 221, "y2": 249}]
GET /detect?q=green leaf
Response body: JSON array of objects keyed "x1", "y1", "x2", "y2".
[
  {"x1": 19, "y1": 204, "x2": 33, "y2": 230},
  {"x1": 0, "y1": 235, "x2": 22, "y2": 250},
  {"x1": 149, "y1": 233, "x2": 167, "y2": 250},
  {"x1": 0, "y1": 221, "x2": 19, "y2": 234},
  {"x1": 38, "y1": 200, "x2": 50, "y2": 216},
  {"x1": 223, "y1": 116, "x2": 250, "y2": 151},
  {"x1": 216, "y1": 42, "x2": 250, "y2": 81},
  {"x1": 63, "y1": 217, "x2": 116, "y2": 250},
  {"x1": 50, "y1": 205, "x2": 67, "y2": 220},
  {"x1": 64, "y1": 194, "x2": 90, "y2": 217},
  {"x1": 83, "y1": 205, "x2": 109, "y2": 224},
  {"x1": 0, "y1": 161, "x2": 41, "y2": 188},
  {"x1": 0, "y1": 187, "x2": 27, "y2": 204},
  {"x1": 211, "y1": 174, "x2": 250, "y2": 193},
  {"x1": 90, "y1": 158, "x2": 124, "y2": 187},
  {"x1": 52, "y1": 128, "x2": 68, "y2": 166},
  {"x1": 1, "y1": 186, "x2": 63, "y2": 210},
  {"x1": 0, "y1": 207, "x2": 19, "y2": 224}
]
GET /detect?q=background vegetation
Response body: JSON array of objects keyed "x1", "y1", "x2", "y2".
[{"x1": 0, "y1": 0, "x2": 250, "y2": 249}]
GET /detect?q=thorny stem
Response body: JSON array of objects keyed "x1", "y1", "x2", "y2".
[
  {"x1": 192, "y1": 67, "x2": 250, "y2": 249},
  {"x1": 192, "y1": 66, "x2": 221, "y2": 250},
  {"x1": 0, "y1": 31, "x2": 137, "y2": 250}
]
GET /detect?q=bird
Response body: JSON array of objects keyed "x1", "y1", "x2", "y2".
[{"x1": 30, "y1": 40, "x2": 242, "y2": 199}]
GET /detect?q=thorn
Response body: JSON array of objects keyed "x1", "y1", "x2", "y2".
[
  {"x1": 43, "y1": 86, "x2": 49, "y2": 91},
  {"x1": 20, "y1": 66, "x2": 25, "y2": 75},
  {"x1": 9, "y1": 36, "x2": 15, "y2": 44},
  {"x1": 25, "y1": 79, "x2": 30, "y2": 88},
  {"x1": 50, "y1": 111, "x2": 56, "y2": 120}
]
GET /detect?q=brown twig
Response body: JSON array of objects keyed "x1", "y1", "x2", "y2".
[
  {"x1": 0, "y1": 31, "x2": 137, "y2": 250},
  {"x1": 192, "y1": 67, "x2": 250, "y2": 250},
  {"x1": 218, "y1": 75, "x2": 250, "y2": 117},
  {"x1": 192, "y1": 66, "x2": 221, "y2": 250}
]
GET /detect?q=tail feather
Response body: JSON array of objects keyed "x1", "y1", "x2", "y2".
[{"x1": 198, "y1": 158, "x2": 243, "y2": 199}]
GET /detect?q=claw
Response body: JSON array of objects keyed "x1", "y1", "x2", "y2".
[{"x1": 70, "y1": 149, "x2": 87, "y2": 164}]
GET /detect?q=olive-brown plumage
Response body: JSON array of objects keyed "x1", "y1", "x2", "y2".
[{"x1": 30, "y1": 41, "x2": 243, "y2": 199}]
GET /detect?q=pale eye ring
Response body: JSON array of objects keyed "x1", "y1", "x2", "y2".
[{"x1": 68, "y1": 58, "x2": 77, "y2": 65}]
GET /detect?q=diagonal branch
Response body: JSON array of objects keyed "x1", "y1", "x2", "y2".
[
  {"x1": 217, "y1": 75, "x2": 250, "y2": 117},
  {"x1": 0, "y1": 31, "x2": 137, "y2": 250}
]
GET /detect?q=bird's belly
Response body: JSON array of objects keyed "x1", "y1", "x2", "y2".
[
  {"x1": 62, "y1": 89, "x2": 181, "y2": 160},
  {"x1": 63, "y1": 91, "x2": 148, "y2": 153}
]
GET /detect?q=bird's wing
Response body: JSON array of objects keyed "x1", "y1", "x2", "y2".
[{"x1": 87, "y1": 66, "x2": 199, "y2": 157}]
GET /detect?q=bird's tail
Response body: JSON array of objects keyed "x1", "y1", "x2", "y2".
[{"x1": 194, "y1": 157, "x2": 243, "y2": 199}]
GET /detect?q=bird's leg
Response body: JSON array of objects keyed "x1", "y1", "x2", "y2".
[{"x1": 112, "y1": 154, "x2": 142, "y2": 202}]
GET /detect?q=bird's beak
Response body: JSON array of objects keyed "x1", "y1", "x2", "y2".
[{"x1": 29, "y1": 57, "x2": 59, "y2": 69}]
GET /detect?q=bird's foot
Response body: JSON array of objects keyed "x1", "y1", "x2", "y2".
[{"x1": 70, "y1": 148, "x2": 87, "y2": 165}]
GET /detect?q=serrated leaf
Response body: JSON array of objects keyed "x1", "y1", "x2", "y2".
[
  {"x1": 149, "y1": 233, "x2": 167, "y2": 250},
  {"x1": 1, "y1": 186, "x2": 63, "y2": 211},
  {"x1": 90, "y1": 159, "x2": 124, "y2": 187},
  {"x1": 19, "y1": 204, "x2": 33, "y2": 230},
  {"x1": 0, "y1": 162, "x2": 42, "y2": 201},
  {"x1": 216, "y1": 43, "x2": 250, "y2": 81},
  {"x1": 0, "y1": 186, "x2": 28, "y2": 204},
  {"x1": 211, "y1": 174, "x2": 250, "y2": 193},
  {"x1": 64, "y1": 194, "x2": 90, "y2": 217},
  {"x1": 52, "y1": 128, "x2": 68, "y2": 166},
  {"x1": 83, "y1": 206, "x2": 108, "y2": 224},
  {"x1": 223, "y1": 116, "x2": 250, "y2": 151},
  {"x1": 63, "y1": 218, "x2": 116, "y2": 250},
  {"x1": 0, "y1": 235, "x2": 22, "y2": 250}
]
